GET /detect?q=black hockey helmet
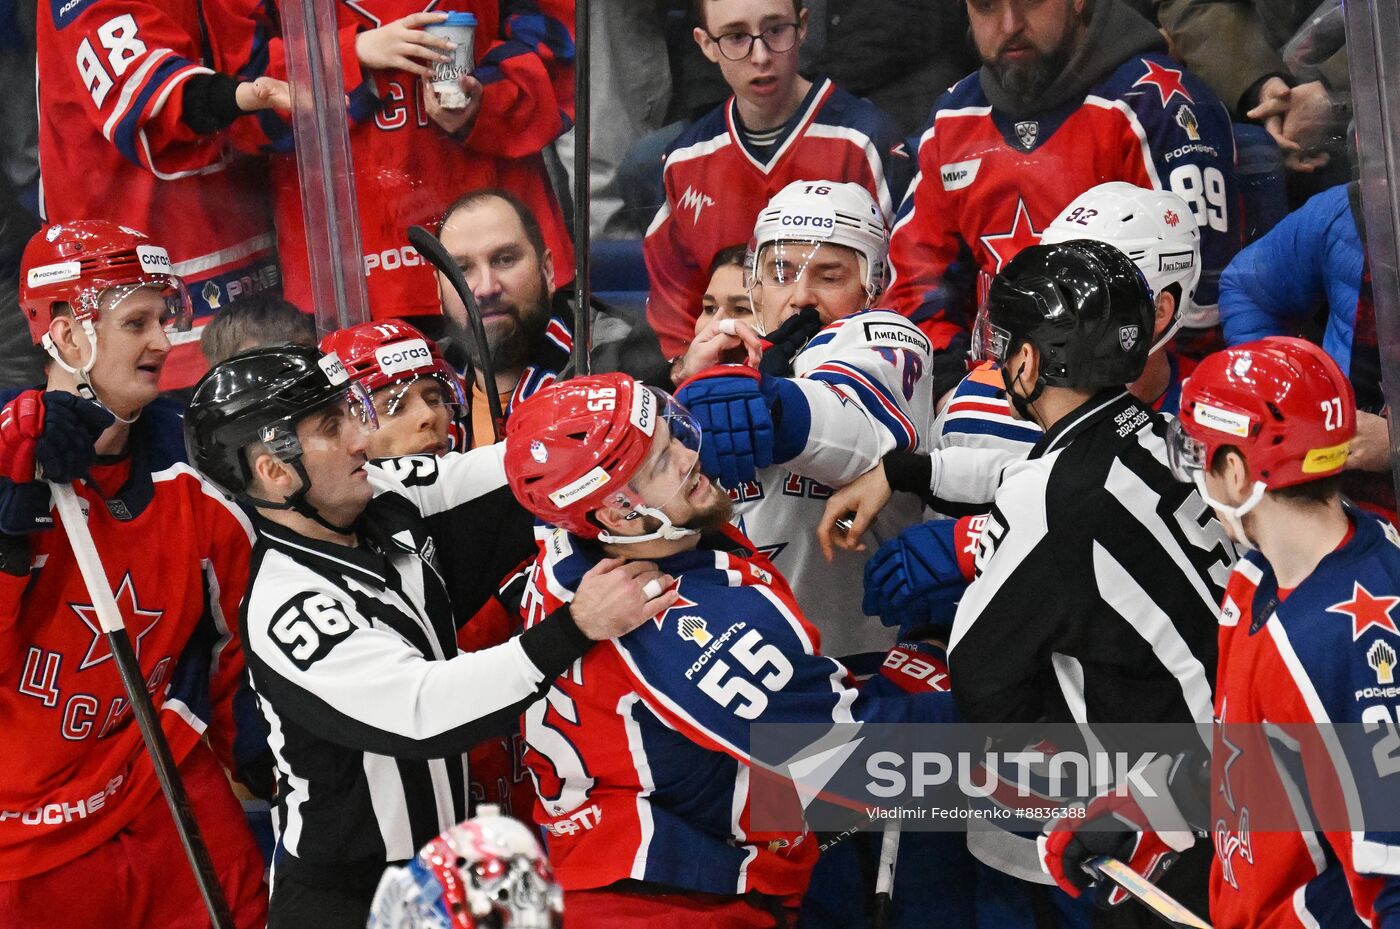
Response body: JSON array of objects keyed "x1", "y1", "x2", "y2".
[
  {"x1": 185, "y1": 344, "x2": 375, "y2": 529},
  {"x1": 977, "y1": 239, "x2": 1155, "y2": 391}
]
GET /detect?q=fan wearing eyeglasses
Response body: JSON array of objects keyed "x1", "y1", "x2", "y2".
[{"x1": 641, "y1": 0, "x2": 913, "y2": 363}]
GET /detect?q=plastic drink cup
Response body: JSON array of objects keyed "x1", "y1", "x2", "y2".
[{"x1": 425, "y1": 12, "x2": 476, "y2": 109}]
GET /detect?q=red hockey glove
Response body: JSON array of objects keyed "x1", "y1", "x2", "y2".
[{"x1": 1038, "y1": 755, "x2": 1197, "y2": 908}]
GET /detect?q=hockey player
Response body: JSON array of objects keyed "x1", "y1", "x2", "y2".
[
  {"x1": 182, "y1": 344, "x2": 673, "y2": 928},
  {"x1": 0, "y1": 221, "x2": 267, "y2": 927},
  {"x1": 503, "y1": 372, "x2": 958, "y2": 926},
  {"x1": 819, "y1": 182, "x2": 1207, "y2": 628},
  {"x1": 672, "y1": 180, "x2": 932, "y2": 666},
  {"x1": 36, "y1": 0, "x2": 289, "y2": 388},
  {"x1": 934, "y1": 241, "x2": 1231, "y2": 916},
  {"x1": 883, "y1": 0, "x2": 1240, "y2": 377},
  {"x1": 257, "y1": 1, "x2": 576, "y2": 321},
  {"x1": 643, "y1": 0, "x2": 911, "y2": 358},
  {"x1": 366, "y1": 804, "x2": 563, "y2": 929},
  {"x1": 321, "y1": 318, "x2": 469, "y2": 458},
  {"x1": 1042, "y1": 336, "x2": 1400, "y2": 928}
]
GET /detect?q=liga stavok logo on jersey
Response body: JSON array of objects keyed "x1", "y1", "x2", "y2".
[{"x1": 677, "y1": 615, "x2": 713, "y2": 646}]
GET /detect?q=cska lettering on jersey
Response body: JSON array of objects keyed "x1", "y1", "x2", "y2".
[{"x1": 1209, "y1": 511, "x2": 1400, "y2": 929}]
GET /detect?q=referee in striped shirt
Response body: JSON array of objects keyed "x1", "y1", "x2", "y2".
[{"x1": 184, "y1": 345, "x2": 679, "y2": 929}]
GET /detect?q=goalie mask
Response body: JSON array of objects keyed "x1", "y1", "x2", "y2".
[
  {"x1": 504, "y1": 372, "x2": 707, "y2": 544},
  {"x1": 367, "y1": 805, "x2": 563, "y2": 929}
]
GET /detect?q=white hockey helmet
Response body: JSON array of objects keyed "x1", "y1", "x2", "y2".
[
  {"x1": 1041, "y1": 182, "x2": 1201, "y2": 350},
  {"x1": 747, "y1": 180, "x2": 889, "y2": 299}
]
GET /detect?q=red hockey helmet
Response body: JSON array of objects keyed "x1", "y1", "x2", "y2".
[
  {"x1": 320, "y1": 319, "x2": 467, "y2": 413},
  {"x1": 1169, "y1": 336, "x2": 1355, "y2": 491},
  {"x1": 18, "y1": 220, "x2": 192, "y2": 347},
  {"x1": 504, "y1": 372, "x2": 703, "y2": 542}
]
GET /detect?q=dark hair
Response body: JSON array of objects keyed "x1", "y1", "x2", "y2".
[
  {"x1": 691, "y1": 0, "x2": 802, "y2": 31},
  {"x1": 1208, "y1": 445, "x2": 1344, "y2": 506},
  {"x1": 438, "y1": 188, "x2": 547, "y2": 259},
  {"x1": 708, "y1": 243, "x2": 748, "y2": 276},
  {"x1": 201, "y1": 295, "x2": 317, "y2": 366}
]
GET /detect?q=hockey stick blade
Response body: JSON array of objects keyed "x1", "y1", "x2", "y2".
[
  {"x1": 1087, "y1": 856, "x2": 1212, "y2": 929},
  {"x1": 50, "y1": 483, "x2": 235, "y2": 929},
  {"x1": 406, "y1": 224, "x2": 505, "y2": 440}
]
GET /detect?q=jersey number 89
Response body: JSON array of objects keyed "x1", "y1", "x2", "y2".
[{"x1": 1168, "y1": 165, "x2": 1228, "y2": 233}]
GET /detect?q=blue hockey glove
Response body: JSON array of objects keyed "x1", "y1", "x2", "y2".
[
  {"x1": 675, "y1": 365, "x2": 808, "y2": 487},
  {"x1": 863, "y1": 516, "x2": 981, "y2": 626}
]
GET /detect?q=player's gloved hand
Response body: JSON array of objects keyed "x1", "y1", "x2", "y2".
[
  {"x1": 1038, "y1": 754, "x2": 1198, "y2": 908},
  {"x1": 862, "y1": 515, "x2": 983, "y2": 622},
  {"x1": 759, "y1": 307, "x2": 823, "y2": 377},
  {"x1": 675, "y1": 365, "x2": 807, "y2": 488},
  {"x1": 0, "y1": 390, "x2": 114, "y2": 484}
]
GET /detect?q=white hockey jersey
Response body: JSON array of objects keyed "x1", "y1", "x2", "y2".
[
  {"x1": 925, "y1": 363, "x2": 1041, "y2": 510},
  {"x1": 728, "y1": 310, "x2": 934, "y2": 667}
]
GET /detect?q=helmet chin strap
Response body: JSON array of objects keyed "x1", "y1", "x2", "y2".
[
  {"x1": 596, "y1": 504, "x2": 699, "y2": 545},
  {"x1": 1192, "y1": 472, "x2": 1266, "y2": 551},
  {"x1": 244, "y1": 458, "x2": 359, "y2": 536},
  {"x1": 42, "y1": 320, "x2": 139, "y2": 426},
  {"x1": 1002, "y1": 361, "x2": 1046, "y2": 424}
]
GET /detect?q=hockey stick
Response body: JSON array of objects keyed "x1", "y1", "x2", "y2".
[
  {"x1": 48, "y1": 481, "x2": 234, "y2": 929},
  {"x1": 407, "y1": 224, "x2": 505, "y2": 441},
  {"x1": 1086, "y1": 856, "x2": 1212, "y2": 929},
  {"x1": 571, "y1": 0, "x2": 592, "y2": 377},
  {"x1": 871, "y1": 819, "x2": 902, "y2": 929}
]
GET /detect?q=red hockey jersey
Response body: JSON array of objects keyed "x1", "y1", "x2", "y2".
[
  {"x1": 885, "y1": 53, "x2": 1240, "y2": 349},
  {"x1": 259, "y1": 0, "x2": 575, "y2": 321},
  {"x1": 36, "y1": 0, "x2": 281, "y2": 389},
  {"x1": 1209, "y1": 513, "x2": 1400, "y2": 928},
  {"x1": 643, "y1": 78, "x2": 910, "y2": 359},
  {"x1": 0, "y1": 405, "x2": 255, "y2": 880}
]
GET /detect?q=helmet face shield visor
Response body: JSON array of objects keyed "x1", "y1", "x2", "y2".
[
  {"x1": 1165, "y1": 416, "x2": 1209, "y2": 484},
  {"x1": 89, "y1": 277, "x2": 194, "y2": 336},
  {"x1": 746, "y1": 239, "x2": 866, "y2": 295},
  {"x1": 259, "y1": 382, "x2": 380, "y2": 462},
  {"x1": 596, "y1": 388, "x2": 704, "y2": 518},
  {"x1": 372, "y1": 371, "x2": 468, "y2": 420},
  {"x1": 972, "y1": 303, "x2": 1013, "y2": 365}
]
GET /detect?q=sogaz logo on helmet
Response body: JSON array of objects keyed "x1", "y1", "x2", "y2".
[
  {"x1": 318, "y1": 352, "x2": 350, "y2": 386},
  {"x1": 777, "y1": 200, "x2": 837, "y2": 238},
  {"x1": 135, "y1": 245, "x2": 172, "y2": 276},
  {"x1": 375, "y1": 339, "x2": 432, "y2": 376}
]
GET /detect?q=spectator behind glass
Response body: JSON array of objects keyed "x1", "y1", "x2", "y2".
[
  {"x1": 1158, "y1": 0, "x2": 1351, "y2": 176},
  {"x1": 201, "y1": 295, "x2": 318, "y2": 366},
  {"x1": 883, "y1": 0, "x2": 1242, "y2": 397},
  {"x1": 34, "y1": 0, "x2": 288, "y2": 391},
  {"x1": 435, "y1": 188, "x2": 669, "y2": 447},
  {"x1": 694, "y1": 244, "x2": 754, "y2": 336},
  {"x1": 641, "y1": 0, "x2": 911, "y2": 360},
  {"x1": 255, "y1": 2, "x2": 576, "y2": 323}
]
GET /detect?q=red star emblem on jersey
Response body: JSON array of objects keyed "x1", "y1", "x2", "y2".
[
  {"x1": 71, "y1": 573, "x2": 164, "y2": 670},
  {"x1": 1327, "y1": 582, "x2": 1400, "y2": 642},
  {"x1": 652, "y1": 582, "x2": 699, "y2": 630},
  {"x1": 979, "y1": 198, "x2": 1043, "y2": 272},
  {"x1": 1132, "y1": 60, "x2": 1194, "y2": 107}
]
